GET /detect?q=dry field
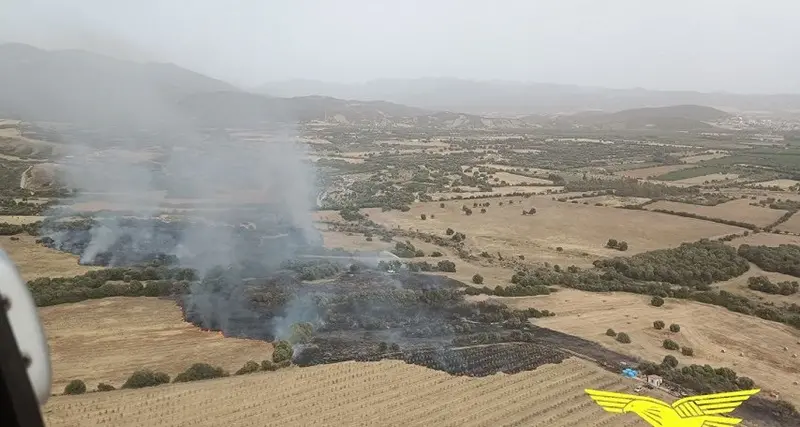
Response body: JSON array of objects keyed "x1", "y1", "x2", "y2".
[
  {"x1": 40, "y1": 297, "x2": 273, "y2": 395},
  {"x1": 490, "y1": 171, "x2": 552, "y2": 185},
  {"x1": 42, "y1": 357, "x2": 655, "y2": 427},
  {"x1": 727, "y1": 232, "x2": 800, "y2": 247},
  {"x1": 615, "y1": 164, "x2": 693, "y2": 179},
  {"x1": 645, "y1": 199, "x2": 787, "y2": 227},
  {"x1": 776, "y1": 214, "x2": 800, "y2": 234},
  {"x1": 363, "y1": 197, "x2": 744, "y2": 263},
  {"x1": 474, "y1": 164, "x2": 557, "y2": 175},
  {"x1": 0, "y1": 235, "x2": 99, "y2": 280},
  {"x1": 673, "y1": 173, "x2": 740, "y2": 185},
  {"x1": 681, "y1": 152, "x2": 730, "y2": 163},
  {"x1": 750, "y1": 179, "x2": 800, "y2": 189},
  {"x1": 714, "y1": 263, "x2": 800, "y2": 306},
  {"x1": 307, "y1": 154, "x2": 365, "y2": 164},
  {"x1": 429, "y1": 186, "x2": 563, "y2": 200},
  {"x1": 577, "y1": 195, "x2": 651, "y2": 207},
  {"x1": 496, "y1": 289, "x2": 800, "y2": 405},
  {"x1": 0, "y1": 214, "x2": 46, "y2": 224}
]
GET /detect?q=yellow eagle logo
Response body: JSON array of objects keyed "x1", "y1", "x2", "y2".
[{"x1": 585, "y1": 388, "x2": 760, "y2": 427}]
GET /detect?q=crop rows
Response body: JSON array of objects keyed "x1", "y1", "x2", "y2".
[{"x1": 44, "y1": 358, "x2": 646, "y2": 427}]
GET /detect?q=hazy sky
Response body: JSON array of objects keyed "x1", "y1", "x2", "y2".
[{"x1": 1, "y1": 0, "x2": 798, "y2": 93}]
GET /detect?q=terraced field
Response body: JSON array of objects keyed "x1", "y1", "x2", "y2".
[{"x1": 43, "y1": 358, "x2": 654, "y2": 427}]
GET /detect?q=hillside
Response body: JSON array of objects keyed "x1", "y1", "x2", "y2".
[
  {"x1": 258, "y1": 78, "x2": 800, "y2": 115},
  {"x1": 0, "y1": 43, "x2": 238, "y2": 126},
  {"x1": 567, "y1": 105, "x2": 731, "y2": 131}
]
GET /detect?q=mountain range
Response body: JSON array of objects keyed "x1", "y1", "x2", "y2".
[
  {"x1": 257, "y1": 78, "x2": 800, "y2": 115},
  {"x1": 0, "y1": 43, "x2": 770, "y2": 131}
]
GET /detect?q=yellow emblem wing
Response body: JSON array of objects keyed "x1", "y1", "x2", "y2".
[
  {"x1": 671, "y1": 389, "x2": 761, "y2": 417},
  {"x1": 585, "y1": 388, "x2": 668, "y2": 413}
]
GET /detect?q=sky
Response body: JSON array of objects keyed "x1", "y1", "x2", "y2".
[{"x1": 1, "y1": 0, "x2": 798, "y2": 94}]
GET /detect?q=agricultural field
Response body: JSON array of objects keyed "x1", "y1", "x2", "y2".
[
  {"x1": 363, "y1": 196, "x2": 745, "y2": 261},
  {"x1": 43, "y1": 358, "x2": 657, "y2": 427},
  {"x1": 40, "y1": 297, "x2": 273, "y2": 395},
  {"x1": 496, "y1": 289, "x2": 800, "y2": 405},
  {"x1": 645, "y1": 199, "x2": 787, "y2": 228},
  {"x1": 0, "y1": 235, "x2": 99, "y2": 280},
  {"x1": 616, "y1": 164, "x2": 694, "y2": 179}
]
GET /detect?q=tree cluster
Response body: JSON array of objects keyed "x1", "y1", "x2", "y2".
[
  {"x1": 747, "y1": 276, "x2": 799, "y2": 295},
  {"x1": 738, "y1": 244, "x2": 800, "y2": 277}
]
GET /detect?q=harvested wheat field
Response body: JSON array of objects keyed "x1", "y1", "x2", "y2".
[
  {"x1": 646, "y1": 199, "x2": 787, "y2": 228},
  {"x1": 728, "y1": 231, "x2": 800, "y2": 247},
  {"x1": 577, "y1": 195, "x2": 650, "y2": 207},
  {"x1": 615, "y1": 164, "x2": 693, "y2": 179},
  {"x1": 0, "y1": 235, "x2": 99, "y2": 280},
  {"x1": 42, "y1": 358, "x2": 654, "y2": 427},
  {"x1": 750, "y1": 179, "x2": 800, "y2": 190},
  {"x1": 429, "y1": 186, "x2": 563, "y2": 200},
  {"x1": 681, "y1": 152, "x2": 730, "y2": 163},
  {"x1": 363, "y1": 197, "x2": 744, "y2": 260},
  {"x1": 499, "y1": 289, "x2": 800, "y2": 405},
  {"x1": 40, "y1": 297, "x2": 272, "y2": 395}
]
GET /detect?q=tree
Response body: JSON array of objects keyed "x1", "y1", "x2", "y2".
[
  {"x1": 96, "y1": 382, "x2": 115, "y2": 392},
  {"x1": 669, "y1": 323, "x2": 681, "y2": 333},
  {"x1": 430, "y1": 251, "x2": 443, "y2": 257},
  {"x1": 653, "y1": 320, "x2": 665, "y2": 330},
  {"x1": 440, "y1": 203, "x2": 445, "y2": 208},
  {"x1": 464, "y1": 208, "x2": 473, "y2": 216},
  {"x1": 420, "y1": 214, "x2": 427, "y2": 220},
  {"x1": 616, "y1": 332, "x2": 631, "y2": 343},
  {"x1": 480, "y1": 208, "x2": 486, "y2": 214},
  {"x1": 122, "y1": 369, "x2": 171, "y2": 389},
  {"x1": 651, "y1": 296, "x2": 665, "y2": 307},
  {"x1": 617, "y1": 241, "x2": 628, "y2": 251},
  {"x1": 289, "y1": 322, "x2": 314, "y2": 344},
  {"x1": 235, "y1": 360, "x2": 260, "y2": 375},
  {"x1": 174, "y1": 363, "x2": 228, "y2": 382},
  {"x1": 736, "y1": 376, "x2": 755, "y2": 389},
  {"x1": 662, "y1": 355, "x2": 679, "y2": 369},
  {"x1": 681, "y1": 347, "x2": 694, "y2": 357},
  {"x1": 606, "y1": 328, "x2": 617, "y2": 337},
  {"x1": 663, "y1": 339, "x2": 680, "y2": 350},
  {"x1": 472, "y1": 274, "x2": 484, "y2": 284},
  {"x1": 446, "y1": 228, "x2": 454, "y2": 235},
  {"x1": 606, "y1": 239, "x2": 618, "y2": 249},
  {"x1": 437, "y1": 260, "x2": 456, "y2": 272},
  {"x1": 64, "y1": 379, "x2": 86, "y2": 395},
  {"x1": 273, "y1": 340, "x2": 294, "y2": 363}
]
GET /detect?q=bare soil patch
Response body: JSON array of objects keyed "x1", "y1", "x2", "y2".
[{"x1": 40, "y1": 297, "x2": 273, "y2": 395}]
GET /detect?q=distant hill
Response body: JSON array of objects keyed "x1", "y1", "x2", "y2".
[
  {"x1": 257, "y1": 78, "x2": 800, "y2": 115},
  {"x1": 0, "y1": 43, "x2": 238, "y2": 126},
  {"x1": 566, "y1": 105, "x2": 731, "y2": 131}
]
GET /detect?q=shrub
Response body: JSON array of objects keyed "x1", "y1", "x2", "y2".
[
  {"x1": 681, "y1": 347, "x2": 694, "y2": 357},
  {"x1": 289, "y1": 322, "x2": 314, "y2": 344},
  {"x1": 663, "y1": 339, "x2": 680, "y2": 350},
  {"x1": 662, "y1": 355, "x2": 679, "y2": 369},
  {"x1": 174, "y1": 363, "x2": 228, "y2": 383},
  {"x1": 617, "y1": 241, "x2": 628, "y2": 251},
  {"x1": 440, "y1": 203, "x2": 445, "y2": 208},
  {"x1": 414, "y1": 249, "x2": 425, "y2": 257},
  {"x1": 651, "y1": 296, "x2": 665, "y2": 307},
  {"x1": 420, "y1": 214, "x2": 426, "y2": 220},
  {"x1": 653, "y1": 320, "x2": 665, "y2": 330},
  {"x1": 605, "y1": 328, "x2": 617, "y2": 337},
  {"x1": 669, "y1": 323, "x2": 681, "y2": 333},
  {"x1": 273, "y1": 340, "x2": 294, "y2": 363},
  {"x1": 430, "y1": 251, "x2": 443, "y2": 257},
  {"x1": 122, "y1": 369, "x2": 171, "y2": 389},
  {"x1": 472, "y1": 274, "x2": 484, "y2": 284},
  {"x1": 261, "y1": 360, "x2": 279, "y2": 371},
  {"x1": 436, "y1": 260, "x2": 456, "y2": 272},
  {"x1": 615, "y1": 332, "x2": 631, "y2": 343},
  {"x1": 96, "y1": 383, "x2": 115, "y2": 392},
  {"x1": 606, "y1": 239, "x2": 618, "y2": 249},
  {"x1": 64, "y1": 379, "x2": 86, "y2": 395},
  {"x1": 235, "y1": 360, "x2": 260, "y2": 375},
  {"x1": 446, "y1": 228, "x2": 454, "y2": 235},
  {"x1": 736, "y1": 376, "x2": 755, "y2": 389}
]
